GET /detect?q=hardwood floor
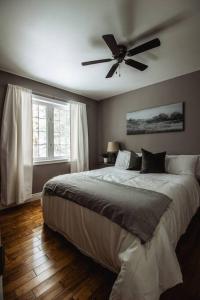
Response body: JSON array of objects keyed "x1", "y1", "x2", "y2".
[
  {"x1": 1, "y1": 201, "x2": 116, "y2": 300},
  {"x1": 0, "y1": 200, "x2": 200, "y2": 300}
]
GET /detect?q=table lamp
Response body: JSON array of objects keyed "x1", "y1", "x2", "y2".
[{"x1": 107, "y1": 141, "x2": 119, "y2": 163}]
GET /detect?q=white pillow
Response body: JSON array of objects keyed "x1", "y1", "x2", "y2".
[
  {"x1": 165, "y1": 155, "x2": 198, "y2": 176},
  {"x1": 115, "y1": 150, "x2": 131, "y2": 169}
]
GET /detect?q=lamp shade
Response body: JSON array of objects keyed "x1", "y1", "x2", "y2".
[{"x1": 107, "y1": 141, "x2": 119, "y2": 153}]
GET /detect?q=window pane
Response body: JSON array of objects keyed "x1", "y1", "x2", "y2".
[
  {"x1": 54, "y1": 120, "x2": 60, "y2": 132},
  {"x1": 54, "y1": 133, "x2": 60, "y2": 145},
  {"x1": 33, "y1": 104, "x2": 38, "y2": 118},
  {"x1": 66, "y1": 147, "x2": 70, "y2": 159},
  {"x1": 54, "y1": 108, "x2": 60, "y2": 121},
  {"x1": 32, "y1": 102, "x2": 48, "y2": 161},
  {"x1": 39, "y1": 105, "x2": 46, "y2": 118},
  {"x1": 33, "y1": 118, "x2": 39, "y2": 131},
  {"x1": 33, "y1": 144, "x2": 38, "y2": 158},
  {"x1": 60, "y1": 144, "x2": 67, "y2": 156},
  {"x1": 60, "y1": 135, "x2": 67, "y2": 144},
  {"x1": 39, "y1": 118, "x2": 46, "y2": 132},
  {"x1": 39, "y1": 132, "x2": 46, "y2": 144},
  {"x1": 54, "y1": 144, "x2": 61, "y2": 157},
  {"x1": 33, "y1": 131, "x2": 38, "y2": 145},
  {"x1": 53, "y1": 106, "x2": 70, "y2": 158},
  {"x1": 32, "y1": 97, "x2": 70, "y2": 162},
  {"x1": 39, "y1": 145, "x2": 46, "y2": 157},
  {"x1": 60, "y1": 123, "x2": 65, "y2": 133}
]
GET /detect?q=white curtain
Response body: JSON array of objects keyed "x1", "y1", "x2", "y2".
[
  {"x1": 70, "y1": 101, "x2": 89, "y2": 173},
  {"x1": 1, "y1": 84, "x2": 33, "y2": 206}
]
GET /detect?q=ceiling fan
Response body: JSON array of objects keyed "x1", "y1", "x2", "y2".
[{"x1": 81, "y1": 34, "x2": 161, "y2": 78}]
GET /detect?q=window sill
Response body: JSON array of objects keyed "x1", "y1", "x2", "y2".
[{"x1": 33, "y1": 159, "x2": 70, "y2": 166}]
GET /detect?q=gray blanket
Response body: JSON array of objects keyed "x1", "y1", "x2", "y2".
[{"x1": 43, "y1": 173, "x2": 172, "y2": 243}]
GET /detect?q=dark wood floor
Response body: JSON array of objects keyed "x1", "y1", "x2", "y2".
[{"x1": 0, "y1": 201, "x2": 200, "y2": 300}]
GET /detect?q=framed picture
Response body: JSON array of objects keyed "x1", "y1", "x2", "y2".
[{"x1": 127, "y1": 102, "x2": 184, "y2": 135}]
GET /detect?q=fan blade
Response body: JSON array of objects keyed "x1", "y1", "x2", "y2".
[
  {"x1": 106, "y1": 63, "x2": 119, "y2": 78},
  {"x1": 128, "y1": 13, "x2": 187, "y2": 48},
  {"x1": 102, "y1": 34, "x2": 119, "y2": 56},
  {"x1": 127, "y1": 38, "x2": 160, "y2": 56},
  {"x1": 82, "y1": 58, "x2": 113, "y2": 66},
  {"x1": 125, "y1": 59, "x2": 148, "y2": 71}
]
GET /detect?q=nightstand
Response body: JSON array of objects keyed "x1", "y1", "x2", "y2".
[{"x1": 96, "y1": 162, "x2": 115, "y2": 169}]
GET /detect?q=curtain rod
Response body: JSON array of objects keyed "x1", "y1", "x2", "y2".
[
  {"x1": 7, "y1": 84, "x2": 84, "y2": 105},
  {"x1": 33, "y1": 91, "x2": 70, "y2": 103},
  {"x1": 6, "y1": 84, "x2": 67, "y2": 103},
  {"x1": 33, "y1": 90, "x2": 84, "y2": 105}
]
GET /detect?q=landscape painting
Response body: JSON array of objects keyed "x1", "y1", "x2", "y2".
[{"x1": 127, "y1": 102, "x2": 184, "y2": 135}]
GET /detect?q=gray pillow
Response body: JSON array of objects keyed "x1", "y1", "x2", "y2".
[{"x1": 140, "y1": 148, "x2": 166, "y2": 173}]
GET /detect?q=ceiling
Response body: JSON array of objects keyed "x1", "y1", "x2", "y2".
[{"x1": 0, "y1": 0, "x2": 200, "y2": 100}]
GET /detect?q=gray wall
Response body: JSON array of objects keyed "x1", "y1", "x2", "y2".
[
  {"x1": 33, "y1": 162, "x2": 70, "y2": 194},
  {"x1": 1, "y1": 69, "x2": 200, "y2": 193},
  {"x1": 98, "y1": 70, "x2": 200, "y2": 156},
  {"x1": 0, "y1": 70, "x2": 98, "y2": 193}
]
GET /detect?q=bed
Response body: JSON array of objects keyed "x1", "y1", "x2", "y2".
[{"x1": 42, "y1": 166, "x2": 200, "y2": 300}]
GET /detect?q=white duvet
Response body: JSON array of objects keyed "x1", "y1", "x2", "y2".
[{"x1": 42, "y1": 167, "x2": 200, "y2": 300}]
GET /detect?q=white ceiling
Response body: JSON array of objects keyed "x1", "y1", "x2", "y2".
[{"x1": 0, "y1": 0, "x2": 200, "y2": 100}]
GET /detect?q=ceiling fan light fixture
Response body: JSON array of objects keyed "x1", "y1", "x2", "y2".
[{"x1": 81, "y1": 34, "x2": 161, "y2": 78}]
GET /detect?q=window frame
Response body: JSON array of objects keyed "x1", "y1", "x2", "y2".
[{"x1": 32, "y1": 95, "x2": 71, "y2": 165}]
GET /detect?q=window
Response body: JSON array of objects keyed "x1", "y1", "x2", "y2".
[{"x1": 32, "y1": 95, "x2": 70, "y2": 163}]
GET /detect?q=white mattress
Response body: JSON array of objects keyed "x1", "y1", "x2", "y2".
[{"x1": 42, "y1": 167, "x2": 200, "y2": 300}]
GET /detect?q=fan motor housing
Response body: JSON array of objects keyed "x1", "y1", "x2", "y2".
[{"x1": 114, "y1": 45, "x2": 127, "y2": 62}]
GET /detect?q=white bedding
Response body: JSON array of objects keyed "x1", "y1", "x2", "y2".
[{"x1": 42, "y1": 167, "x2": 200, "y2": 300}]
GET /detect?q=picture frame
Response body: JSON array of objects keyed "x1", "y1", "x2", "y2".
[{"x1": 127, "y1": 102, "x2": 184, "y2": 135}]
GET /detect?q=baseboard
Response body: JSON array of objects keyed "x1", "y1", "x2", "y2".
[{"x1": 0, "y1": 192, "x2": 42, "y2": 211}]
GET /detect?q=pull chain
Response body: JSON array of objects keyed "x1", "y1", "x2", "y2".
[{"x1": 116, "y1": 64, "x2": 121, "y2": 77}]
